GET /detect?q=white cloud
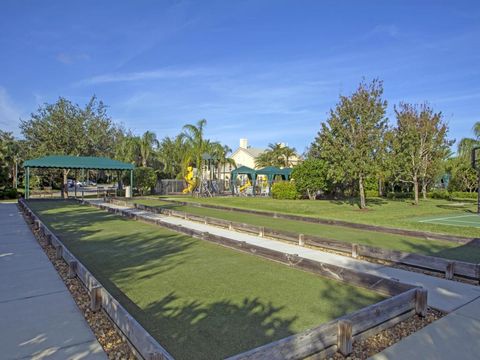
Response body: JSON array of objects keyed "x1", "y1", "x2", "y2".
[
  {"x1": 0, "y1": 87, "x2": 22, "y2": 134},
  {"x1": 75, "y1": 67, "x2": 215, "y2": 86}
]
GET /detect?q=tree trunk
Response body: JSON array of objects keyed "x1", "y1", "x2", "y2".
[
  {"x1": 413, "y1": 175, "x2": 419, "y2": 205},
  {"x1": 378, "y1": 178, "x2": 383, "y2": 197},
  {"x1": 359, "y1": 175, "x2": 366, "y2": 209},
  {"x1": 421, "y1": 179, "x2": 428, "y2": 200},
  {"x1": 307, "y1": 189, "x2": 315, "y2": 200},
  {"x1": 63, "y1": 169, "x2": 69, "y2": 199}
]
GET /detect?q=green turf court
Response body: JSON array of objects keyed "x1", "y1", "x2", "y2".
[
  {"x1": 418, "y1": 213, "x2": 480, "y2": 228},
  {"x1": 27, "y1": 200, "x2": 383, "y2": 360},
  {"x1": 134, "y1": 198, "x2": 480, "y2": 263}
]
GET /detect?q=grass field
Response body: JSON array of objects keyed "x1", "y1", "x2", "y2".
[
  {"x1": 28, "y1": 200, "x2": 383, "y2": 360},
  {"x1": 133, "y1": 199, "x2": 480, "y2": 263},
  {"x1": 162, "y1": 196, "x2": 480, "y2": 239}
]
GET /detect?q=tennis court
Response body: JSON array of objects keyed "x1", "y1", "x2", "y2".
[{"x1": 418, "y1": 213, "x2": 480, "y2": 228}]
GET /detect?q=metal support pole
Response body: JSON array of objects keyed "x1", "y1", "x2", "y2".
[
  {"x1": 15, "y1": 160, "x2": 18, "y2": 189},
  {"x1": 25, "y1": 167, "x2": 30, "y2": 199},
  {"x1": 477, "y1": 172, "x2": 480, "y2": 214},
  {"x1": 130, "y1": 170, "x2": 133, "y2": 195}
]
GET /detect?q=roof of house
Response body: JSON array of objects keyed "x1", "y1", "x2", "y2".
[
  {"x1": 231, "y1": 147, "x2": 266, "y2": 159},
  {"x1": 24, "y1": 155, "x2": 134, "y2": 170}
]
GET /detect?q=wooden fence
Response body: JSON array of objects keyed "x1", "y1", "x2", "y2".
[
  {"x1": 18, "y1": 199, "x2": 174, "y2": 360},
  {"x1": 124, "y1": 201, "x2": 480, "y2": 282},
  {"x1": 86, "y1": 199, "x2": 427, "y2": 359}
]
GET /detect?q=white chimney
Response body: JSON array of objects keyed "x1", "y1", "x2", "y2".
[{"x1": 240, "y1": 138, "x2": 248, "y2": 149}]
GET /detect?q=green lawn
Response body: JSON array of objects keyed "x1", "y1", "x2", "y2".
[
  {"x1": 133, "y1": 199, "x2": 480, "y2": 263},
  {"x1": 28, "y1": 200, "x2": 383, "y2": 360},
  {"x1": 161, "y1": 196, "x2": 480, "y2": 239}
]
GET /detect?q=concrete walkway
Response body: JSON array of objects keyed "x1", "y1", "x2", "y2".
[
  {"x1": 92, "y1": 200, "x2": 480, "y2": 313},
  {"x1": 0, "y1": 203, "x2": 106, "y2": 360},
  {"x1": 371, "y1": 296, "x2": 480, "y2": 360}
]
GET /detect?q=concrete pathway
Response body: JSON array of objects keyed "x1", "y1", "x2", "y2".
[
  {"x1": 0, "y1": 203, "x2": 106, "y2": 360},
  {"x1": 92, "y1": 200, "x2": 480, "y2": 313},
  {"x1": 370, "y1": 296, "x2": 480, "y2": 360}
]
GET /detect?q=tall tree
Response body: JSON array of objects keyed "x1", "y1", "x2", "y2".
[
  {"x1": 180, "y1": 119, "x2": 209, "y2": 176},
  {"x1": 310, "y1": 79, "x2": 388, "y2": 209},
  {"x1": 20, "y1": 96, "x2": 119, "y2": 197},
  {"x1": 138, "y1": 131, "x2": 159, "y2": 167},
  {"x1": 391, "y1": 102, "x2": 451, "y2": 204}
]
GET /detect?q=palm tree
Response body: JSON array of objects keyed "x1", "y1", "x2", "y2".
[
  {"x1": 158, "y1": 135, "x2": 187, "y2": 178},
  {"x1": 138, "y1": 131, "x2": 159, "y2": 167},
  {"x1": 180, "y1": 119, "x2": 208, "y2": 176},
  {"x1": 281, "y1": 146, "x2": 297, "y2": 167},
  {"x1": 255, "y1": 143, "x2": 297, "y2": 168},
  {"x1": 458, "y1": 121, "x2": 480, "y2": 159},
  {"x1": 209, "y1": 143, "x2": 236, "y2": 180}
]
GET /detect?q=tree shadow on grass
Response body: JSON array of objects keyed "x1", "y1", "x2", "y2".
[
  {"x1": 114, "y1": 278, "x2": 382, "y2": 360},
  {"x1": 28, "y1": 199, "x2": 197, "y2": 282},
  {"x1": 328, "y1": 197, "x2": 388, "y2": 208}
]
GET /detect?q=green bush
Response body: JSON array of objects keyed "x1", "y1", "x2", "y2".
[
  {"x1": 428, "y1": 189, "x2": 451, "y2": 200},
  {"x1": 386, "y1": 192, "x2": 413, "y2": 200},
  {"x1": 133, "y1": 167, "x2": 157, "y2": 195},
  {"x1": 0, "y1": 188, "x2": 18, "y2": 199},
  {"x1": 291, "y1": 159, "x2": 328, "y2": 199},
  {"x1": 365, "y1": 190, "x2": 379, "y2": 198},
  {"x1": 271, "y1": 181, "x2": 298, "y2": 200},
  {"x1": 449, "y1": 191, "x2": 478, "y2": 200}
]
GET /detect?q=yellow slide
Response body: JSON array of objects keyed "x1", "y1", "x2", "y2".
[
  {"x1": 239, "y1": 179, "x2": 251, "y2": 192},
  {"x1": 182, "y1": 166, "x2": 197, "y2": 194}
]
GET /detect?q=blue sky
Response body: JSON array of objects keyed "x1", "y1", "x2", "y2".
[{"x1": 0, "y1": 1, "x2": 479, "y2": 153}]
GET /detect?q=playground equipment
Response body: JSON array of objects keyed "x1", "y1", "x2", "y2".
[
  {"x1": 239, "y1": 179, "x2": 252, "y2": 193},
  {"x1": 182, "y1": 166, "x2": 197, "y2": 194}
]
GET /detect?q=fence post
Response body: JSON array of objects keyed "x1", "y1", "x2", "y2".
[
  {"x1": 68, "y1": 261, "x2": 78, "y2": 279},
  {"x1": 45, "y1": 233, "x2": 52, "y2": 246},
  {"x1": 90, "y1": 286, "x2": 102, "y2": 312},
  {"x1": 445, "y1": 262, "x2": 454, "y2": 280},
  {"x1": 415, "y1": 288, "x2": 428, "y2": 317},
  {"x1": 298, "y1": 234, "x2": 305, "y2": 246},
  {"x1": 337, "y1": 319, "x2": 353, "y2": 356},
  {"x1": 55, "y1": 245, "x2": 63, "y2": 260},
  {"x1": 259, "y1": 227, "x2": 264, "y2": 237},
  {"x1": 351, "y1": 243, "x2": 359, "y2": 259}
]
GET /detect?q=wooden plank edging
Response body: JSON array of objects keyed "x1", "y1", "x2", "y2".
[
  {"x1": 129, "y1": 200, "x2": 480, "y2": 281},
  {"x1": 19, "y1": 199, "x2": 174, "y2": 360}
]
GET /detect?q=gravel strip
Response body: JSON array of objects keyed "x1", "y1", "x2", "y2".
[{"x1": 330, "y1": 308, "x2": 443, "y2": 359}]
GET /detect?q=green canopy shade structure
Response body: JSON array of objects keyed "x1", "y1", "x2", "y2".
[
  {"x1": 230, "y1": 165, "x2": 257, "y2": 181},
  {"x1": 23, "y1": 155, "x2": 134, "y2": 199},
  {"x1": 256, "y1": 166, "x2": 292, "y2": 183}
]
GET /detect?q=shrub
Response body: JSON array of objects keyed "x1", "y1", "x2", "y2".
[
  {"x1": 291, "y1": 159, "x2": 328, "y2": 199},
  {"x1": 386, "y1": 192, "x2": 414, "y2": 200},
  {"x1": 133, "y1": 167, "x2": 157, "y2": 195},
  {"x1": 449, "y1": 191, "x2": 478, "y2": 200},
  {"x1": 271, "y1": 181, "x2": 298, "y2": 200},
  {"x1": 428, "y1": 189, "x2": 451, "y2": 200},
  {"x1": 0, "y1": 188, "x2": 18, "y2": 199},
  {"x1": 365, "y1": 189, "x2": 379, "y2": 198}
]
